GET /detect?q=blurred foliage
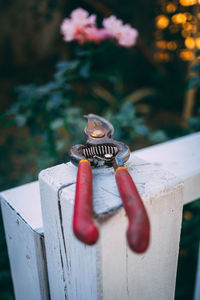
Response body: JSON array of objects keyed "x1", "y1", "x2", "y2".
[
  {"x1": 186, "y1": 51, "x2": 200, "y2": 134},
  {"x1": 175, "y1": 199, "x2": 200, "y2": 300},
  {"x1": 188, "y1": 104, "x2": 200, "y2": 132},
  {"x1": 1, "y1": 42, "x2": 167, "y2": 190},
  {"x1": 188, "y1": 51, "x2": 200, "y2": 90}
]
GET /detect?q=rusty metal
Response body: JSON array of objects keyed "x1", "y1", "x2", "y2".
[{"x1": 69, "y1": 114, "x2": 130, "y2": 169}]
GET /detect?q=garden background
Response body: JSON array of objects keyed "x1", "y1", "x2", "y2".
[{"x1": 0, "y1": 0, "x2": 200, "y2": 299}]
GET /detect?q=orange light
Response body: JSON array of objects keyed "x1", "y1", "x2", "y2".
[
  {"x1": 192, "y1": 25, "x2": 197, "y2": 33},
  {"x1": 181, "y1": 30, "x2": 190, "y2": 38},
  {"x1": 172, "y1": 13, "x2": 187, "y2": 24},
  {"x1": 182, "y1": 22, "x2": 193, "y2": 31},
  {"x1": 167, "y1": 41, "x2": 177, "y2": 50},
  {"x1": 185, "y1": 12, "x2": 193, "y2": 21},
  {"x1": 196, "y1": 37, "x2": 200, "y2": 49},
  {"x1": 180, "y1": 0, "x2": 197, "y2": 6},
  {"x1": 166, "y1": 2, "x2": 177, "y2": 13},
  {"x1": 154, "y1": 51, "x2": 171, "y2": 62},
  {"x1": 156, "y1": 15, "x2": 169, "y2": 29},
  {"x1": 185, "y1": 37, "x2": 195, "y2": 49},
  {"x1": 156, "y1": 40, "x2": 167, "y2": 49},
  {"x1": 179, "y1": 49, "x2": 194, "y2": 60},
  {"x1": 191, "y1": 17, "x2": 197, "y2": 25},
  {"x1": 169, "y1": 24, "x2": 179, "y2": 33}
]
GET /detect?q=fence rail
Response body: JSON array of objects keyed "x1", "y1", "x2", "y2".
[{"x1": 1, "y1": 132, "x2": 200, "y2": 300}]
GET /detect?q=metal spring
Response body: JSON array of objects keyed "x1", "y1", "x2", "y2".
[{"x1": 82, "y1": 145, "x2": 118, "y2": 158}]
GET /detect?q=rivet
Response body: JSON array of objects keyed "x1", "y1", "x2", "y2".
[
  {"x1": 104, "y1": 153, "x2": 113, "y2": 159},
  {"x1": 90, "y1": 130, "x2": 105, "y2": 138}
]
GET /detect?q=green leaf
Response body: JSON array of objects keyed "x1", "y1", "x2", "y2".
[
  {"x1": 195, "y1": 50, "x2": 200, "y2": 57},
  {"x1": 75, "y1": 49, "x2": 93, "y2": 57},
  {"x1": 134, "y1": 125, "x2": 149, "y2": 136},
  {"x1": 56, "y1": 140, "x2": 68, "y2": 152},
  {"x1": 192, "y1": 62, "x2": 200, "y2": 72},
  {"x1": 188, "y1": 76, "x2": 200, "y2": 89},
  {"x1": 46, "y1": 92, "x2": 63, "y2": 111},
  {"x1": 56, "y1": 60, "x2": 79, "y2": 73},
  {"x1": 15, "y1": 114, "x2": 27, "y2": 127},
  {"x1": 54, "y1": 61, "x2": 79, "y2": 83},
  {"x1": 0, "y1": 112, "x2": 9, "y2": 121},
  {"x1": 50, "y1": 119, "x2": 64, "y2": 130},
  {"x1": 79, "y1": 60, "x2": 91, "y2": 78},
  {"x1": 148, "y1": 130, "x2": 168, "y2": 143},
  {"x1": 91, "y1": 72, "x2": 117, "y2": 83}
]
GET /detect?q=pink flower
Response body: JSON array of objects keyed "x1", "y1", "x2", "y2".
[
  {"x1": 60, "y1": 8, "x2": 96, "y2": 42},
  {"x1": 60, "y1": 8, "x2": 139, "y2": 47},
  {"x1": 117, "y1": 25, "x2": 138, "y2": 47},
  {"x1": 103, "y1": 16, "x2": 123, "y2": 35},
  {"x1": 71, "y1": 8, "x2": 96, "y2": 27},
  {"x1": 84, "y1": 27, "x2": 111, "y2": 43},
  {"x1": 103, "y1": 16, "x2": 138, "y2": 47},
  {"x1": 61, "y1": 19, "x2": 76, "y2": 42}
]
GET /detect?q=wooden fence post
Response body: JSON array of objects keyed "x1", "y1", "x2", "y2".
[
  {"x1": 0, "y1": 182, "x2": 49, "y2": 300},
  {"x1": 39, "y1": 155, "x2": 183, "y2": 300},
  {"x1": 135, "y1": 132, "x2": 200, "y2": 205},
  {"x1": 2, "y1": 133, "x2": 200, "y2": 299}
]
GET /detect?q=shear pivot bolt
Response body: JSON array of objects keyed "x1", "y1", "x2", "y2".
[
  {"x1": 90, "y1": 130, "x2": 105, "y2": 138},
  {"x1": 104, "y1": 153, "x2": 113, "y2": 159}
]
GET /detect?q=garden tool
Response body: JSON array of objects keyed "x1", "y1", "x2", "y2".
[{"x1": 69, "y1": 114, "x2": 150, "y2": 253}]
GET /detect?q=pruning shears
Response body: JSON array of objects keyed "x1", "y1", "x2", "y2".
[{"x1": 69, "y1": 114, "x2": 150, "y2": 253}]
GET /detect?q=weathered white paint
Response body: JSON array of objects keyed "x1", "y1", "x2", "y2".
[
  {"x1": 2, "y1": 133, "x2": 200, "y2": 300},
  {"x1": 100, "y1": 184, "x2": 183, "y2": 300},
  {"x1": 135, "y1": 132, "x2": 200, "y2": 204},
  {"x1": 39, "y1": 164, "x2": 99, "y2": 300},
  {"x1": 0, "y1": 182, "x2": 49, "y2": 300},
  {"x1": 135, "y1": 133, "x2": 200, "y2": 300},
  {"x1": 39, "y1": 155, "x2": 183, "y2": 300}
]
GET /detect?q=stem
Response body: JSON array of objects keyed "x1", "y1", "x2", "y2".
[
  {"x1": 46, "y1": 123, "x2": 58, "y2": 158},
  {"x1": 182, "y1": 70, "x2": 197, "y2": 123},
  {"x1": 182, "y1": 4, "x2": 199, "y2": 125}
]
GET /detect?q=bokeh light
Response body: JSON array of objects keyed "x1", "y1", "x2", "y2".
[
  {"x1": 154, "y1": 51, "x2": 172, "y2": 61},
  {"x1": 185, "y1": 36, "x2": 195, "y2": 49},
  {"x1": 156, "y1": 15, "x2": 170, "y2": 29},
  {"x1": 195, "y1": 37, "x2": 200, "y2": 48},
  {"x1": 167, "y1": 41, "x2": 178, "y2": 50},
  {"x1": 179, "y1": 49, "x2": 195, "y2": 60},
  {"x1": 179, "y1": 0, "x2": 197, "y2": 6},
  {"x1": 155, "y1": 0, "x2": 200, "y2": 61},
  {"x1": 172, "y1": 13, "x2": 187, "y2": 24},
  {"x1": 156, "y1": 40, "x2": 167, "y2": 49},
  {"x1": 166, "y1": 2, "x2": 177, "y2": 13}
]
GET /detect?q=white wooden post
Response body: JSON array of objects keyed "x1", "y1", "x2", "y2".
[
  {"x1": 135, "y1": 132, "x2": 200, "y2": 205},
  {"x1": 1, "y1": 132, "x2": 200, "y2": 299},
  {"x1": 0, "y1": 182, "x2": 49, "y2": 300},
  {"x1": 39, "y1": 155, "x2": 183, "y2": 300}
]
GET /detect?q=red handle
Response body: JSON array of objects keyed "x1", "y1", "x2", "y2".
[
  {"x1": 73, "y1": 160, "x2": 99, "y2": 245},
  {"x1": 115, "y1": 167, "x2": 150, "y2": 253}
]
